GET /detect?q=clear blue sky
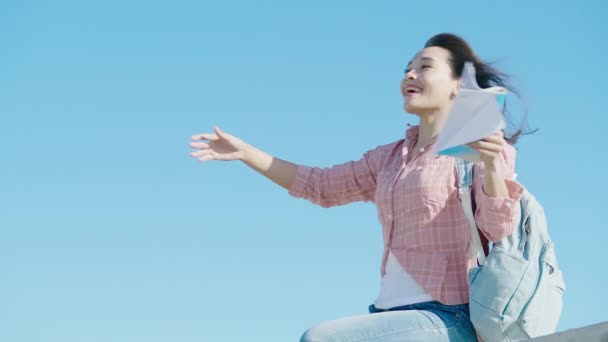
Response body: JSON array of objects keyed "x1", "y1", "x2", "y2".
[{"x1": 1, "y1": 1, "x2": 606, "y2": 341}]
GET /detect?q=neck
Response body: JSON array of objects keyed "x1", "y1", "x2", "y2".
[{"x1": 415, "y1": 109, "x2": 449, "y2": 148}]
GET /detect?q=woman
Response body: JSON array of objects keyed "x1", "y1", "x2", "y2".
[{"x1": 189, "y1": 33, "x2": 527, "y2": 341}]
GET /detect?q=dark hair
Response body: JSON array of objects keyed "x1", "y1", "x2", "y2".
[{"x1": 424, "y1": 33, "x2": 534, "y2": 144}]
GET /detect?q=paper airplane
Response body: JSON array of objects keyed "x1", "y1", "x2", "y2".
[{"x1": 432, "y1": 62, "x2": 507, "y2": 162}]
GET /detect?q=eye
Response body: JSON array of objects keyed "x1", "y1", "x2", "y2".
[
  {"x1": 421, "y1": 65, "x2": 432, "y2": 70},
  {"x1": 404, "y1": 68, "x2": 411, "y2": 74}
]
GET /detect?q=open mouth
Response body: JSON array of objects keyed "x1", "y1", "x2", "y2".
[{"x1": 404, "y1": 85, "x2": 422, "y2": 95}]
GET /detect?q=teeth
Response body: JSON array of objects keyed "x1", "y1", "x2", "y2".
[{"x1": 406, "y1": 86, "x2": 421, "y2": 93}]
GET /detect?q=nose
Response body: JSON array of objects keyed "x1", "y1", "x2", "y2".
[{"x1": 405, "y1": 69, "x2": 417, "y2": 80}]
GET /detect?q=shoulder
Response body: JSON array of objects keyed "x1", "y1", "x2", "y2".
[
  {"x1": 362, "y1": 139, "x2": 405, "y2": 171},
  {"x1": 364, "y1": 139, "x2": 404, "y2": 159}
]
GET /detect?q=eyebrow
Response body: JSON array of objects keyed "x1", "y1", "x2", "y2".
[{"x1": 407, "y1": 57, "x2": 436, "y2": 67}]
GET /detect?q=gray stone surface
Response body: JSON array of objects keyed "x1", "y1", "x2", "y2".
[{"x1": 529, "y1": 322, "x2": 608, "y2": 342}]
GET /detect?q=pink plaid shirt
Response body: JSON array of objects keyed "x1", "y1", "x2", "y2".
[{"x1": 288, "y1": 125, "x2": 524, "y2": 305}]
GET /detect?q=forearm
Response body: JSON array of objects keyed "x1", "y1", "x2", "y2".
[
  {"x1": 482, "y1": 159, "x2": 509, "y2": 198},
  {"x1": 472, "y1": 144, "x2": 525, "y2": 241},
  {"x1": 241, "y1": 143, "x2": 299, "y2": 190}
]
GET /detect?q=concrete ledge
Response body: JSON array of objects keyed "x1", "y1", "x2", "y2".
[{"x1": 529, "y1": 322, "x2": 608, "y2": 341}]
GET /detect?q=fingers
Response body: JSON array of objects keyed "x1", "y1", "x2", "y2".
[
  {"x1": 190, "y1": 149, "x2": 210, "y2": 158},
  {"x1": 191, "y1": 149, "x2": 217, "y2": 161},
  {"x1": 190, "y1": 149, "x2": 238, "y2": 162},
  {"x1": 467, "y1": 140, "x2": 503, "y2": 153},
  {"x1": 191, "y1": 133, "x2": 219, "y2": 141},
  {"x1": 189, "y1": 129, "x2": 222, "y2": 162},
  {"x1": 189, "y1": 127, "x2": 236, "y2": 162},
  {"x1": 214, "y1": 126, "x2": 226, "y2": 138},
  {"x1": 188, "y1": 139, "x2": 211, "y2": 159},
  {"x1": 197, "y1": 153, "x2": 216, "y2": 162},
  {"x1": 480, "y1": 132, "x2": 504, "y2": 144},
  {"x1": 469, "y1": 131, "x2": 505, "y2": 151},
  {"x1": 191, "y1": 126, "x2": 231, "y2": 141},
  {"x1": 189, "y1": 142, "x2": 210, "y2": 149}
]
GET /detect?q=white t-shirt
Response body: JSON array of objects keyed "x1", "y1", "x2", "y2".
[{"x1": 373, "y1": 249, "x2": 433, "y2": 309}]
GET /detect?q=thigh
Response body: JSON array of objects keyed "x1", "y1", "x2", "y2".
[{"x1": 299, "y1": 307, "x2": 476, "y2": 342}]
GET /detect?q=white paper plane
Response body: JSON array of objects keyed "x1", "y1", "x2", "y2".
[{"x1": 432, "y1": 62, "x2": 508, "y2": 162}]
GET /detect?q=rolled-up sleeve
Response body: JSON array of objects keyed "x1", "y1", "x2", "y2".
[
  {"x1": 287, "y1": 145, "x2": 386, "y2": 208},
  {"x1": 473, "y1": 144, "x2": 524, "y2": 242}
]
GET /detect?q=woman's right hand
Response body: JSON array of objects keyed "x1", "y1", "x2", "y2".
[{"x1": 189, "y1": 127, "x2": 248, "y2": 162}]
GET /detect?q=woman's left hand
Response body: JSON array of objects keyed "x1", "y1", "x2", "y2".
[{"x1": 467, "y1": 131, "x2": 505, "y2": 167}]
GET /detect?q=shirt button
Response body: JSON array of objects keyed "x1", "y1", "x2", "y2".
[
  {"x1": 388, "y1": 214, "x2": 392, "y2": 220},
  {"x1": 419, "y1": 147, "x2": 425, "y2": 152},
  {"x1": 388, "y1": 185, "x2": 393, "y2": 191}
]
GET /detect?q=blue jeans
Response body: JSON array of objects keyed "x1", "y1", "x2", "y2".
[{"x1": 299, "y1": 300, "x2": 477, "y2": 342}]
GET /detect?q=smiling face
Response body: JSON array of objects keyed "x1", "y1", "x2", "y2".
[{"x1": 401, "y1": 46, "x2": 461, "y2": 116}]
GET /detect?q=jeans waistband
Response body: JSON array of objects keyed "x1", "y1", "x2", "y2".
[{"x1": 368, "y1": 300, "x2": 469, "y2": 314}]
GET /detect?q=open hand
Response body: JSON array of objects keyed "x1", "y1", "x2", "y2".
[{"x1": 189, "y1": 127, "x2": 247, "y2": 162}]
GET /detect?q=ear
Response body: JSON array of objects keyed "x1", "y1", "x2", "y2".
[{"x1": 449, "y1": 81, "x2": 463, "y2": 99}]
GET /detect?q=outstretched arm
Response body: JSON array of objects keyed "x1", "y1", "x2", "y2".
[{"x1": 190, "y1": 126, "x2": 298, "y2": 190}]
